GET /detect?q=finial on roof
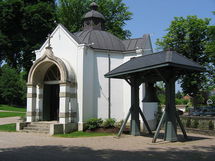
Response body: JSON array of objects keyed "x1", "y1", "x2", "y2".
[
  {"x1": 90, "y1": 2, "x2": 98, "y2": 10},
  {"x1": 46, "y1": 34, "x2": 53, "y2": 48}
]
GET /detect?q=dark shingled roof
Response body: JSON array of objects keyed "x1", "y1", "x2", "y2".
[
  {"x1": 74, "y1": 30, "x2": 149, "y2": 52},
  {"x1": 123, "y1": 35, "x2": 148, "y2": 51},
  {"x1": 84, "y1": 2, "x2": 105, "y2": 20},
  {"x1": 105, "y1": 51, "x2": 205, "y2": 78},
  {"x1": 84, "y1": 10, "x2": 105, "y2": 20},
  {"x1": 57, "y1": 23, "x2": 149, "y2": 52},
  {"x1": 74, "y1": 30, "x2": 125, "y2": 51},
  {"x1": 62, "y1": 2, "x2": 150, "y2": 52}
]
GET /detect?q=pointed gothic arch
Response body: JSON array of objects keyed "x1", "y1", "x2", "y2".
[
  {"x1": 27, "y1": 47, "x2": 69, "y2": 85},
  {"x1": 26, "y1": 47, "x2": 77, "y2": 125}
]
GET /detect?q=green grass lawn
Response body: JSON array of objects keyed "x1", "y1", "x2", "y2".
[
  {"x1": 0, "y1": 112, "x2": 25, "y2": 118},
  {"x1": 54, "y1": 131, "x2": 115, "y2": 138},
  {"x1": 0, "y1": 123, "x2": 16, "y2": 132},
  {"x1": 0, "y1": 104, "x2": 26, "y2": 112}
]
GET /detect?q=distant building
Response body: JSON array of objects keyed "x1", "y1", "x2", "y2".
[{"x1": 183, "y1": 95, "x2": 191, "y2": 100}]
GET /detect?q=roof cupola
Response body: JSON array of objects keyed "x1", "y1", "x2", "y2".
[{"x1": 83, "y1": 2, "x2": 105, "y2": 30}]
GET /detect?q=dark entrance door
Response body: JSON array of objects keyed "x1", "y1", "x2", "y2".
[{"x1": 43, "y1": 84, "x2": 59, "y2": 121}]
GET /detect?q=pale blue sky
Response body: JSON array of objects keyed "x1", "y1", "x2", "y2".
[
  {"x1": 123, "y1": 0, "x2": 214, "y2": 91},
  {"x1": 123, "y1": 0, "x2": 215, "y2": 51}
]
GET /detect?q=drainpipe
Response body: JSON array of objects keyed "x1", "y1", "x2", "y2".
[{"x1": 108, "y1": 53, "x2": 111, "y2": 119}]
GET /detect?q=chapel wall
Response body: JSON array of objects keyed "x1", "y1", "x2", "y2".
[
  {"x1": 81, "y1": 49, "x2": 128, "y2": 121},
  {"x1": 35, "y1": 26, "x2": 79, "y2": 74}
]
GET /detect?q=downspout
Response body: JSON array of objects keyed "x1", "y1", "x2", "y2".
[{"x1": 108, "y1": 53, "x2": 111, "y2": 119}]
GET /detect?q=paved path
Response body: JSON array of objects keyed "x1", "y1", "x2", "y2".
[
  {"x1": 0, "y1": 132, "x2": 214, "y2": 161},
  {"x1": 0, "y1": 117, "x2": 20, "y2": 125}
]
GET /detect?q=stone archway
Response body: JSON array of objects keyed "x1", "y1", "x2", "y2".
[{"x1": 26, "y1": 47, "x2": 76, "y2": 124}]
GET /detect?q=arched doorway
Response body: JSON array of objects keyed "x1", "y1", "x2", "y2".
[
  {"x1": 26, "y1": 47, "x2": 77, "y2": 124},
  {"x1": 43, "y1": 64, "x2": 60, "y2": 121}
]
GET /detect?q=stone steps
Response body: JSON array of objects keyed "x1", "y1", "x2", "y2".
[
  {"x1": 24, "y1": 127, "x2": 49, "y2": 131},
  {"x1": 22, "y1": 129, "x2": 49, "y2": 134},
  {"x1": 28, "y1": 124, "x2": 50, "y2": 128},
  {"x1": 22, "y1": 122, "x2": 51, "y2": 134}
]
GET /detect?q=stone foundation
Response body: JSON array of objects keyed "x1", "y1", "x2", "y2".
[
  {"x1": 16, "y1": 122, "x2": 29, "y2": 131},
  {"x1": 49, "y1": 122, "x2": 78, "y2": 135}
]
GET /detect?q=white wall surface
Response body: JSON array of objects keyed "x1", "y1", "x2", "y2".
[
  {"x1": 93, "y1": 52, "x2": 109, "y2": 120},
  {"x1": 34, "y1": 24, "x2": 157, "y2": 126},
  {"x1": 82, "y1": 49, "x2": 96, "y2": 120},
  {"x1": 109, "y1": 54, "x2": 124, "y2": 120}
]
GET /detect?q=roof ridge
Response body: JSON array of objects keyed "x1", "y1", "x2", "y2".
[
  {"x1": 139, "y1": 35, "x2": 148, "y2": 50},
  {"x1": 123, "y1": 37, "x2": 146, "y2": 41},
  {"x1": 165, "y1": 51, "x2": 173, "y2": 62}
]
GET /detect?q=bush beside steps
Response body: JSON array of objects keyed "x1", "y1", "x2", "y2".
[{"x1": 85, "y1": 118, "x2": 120, "y2": 133}]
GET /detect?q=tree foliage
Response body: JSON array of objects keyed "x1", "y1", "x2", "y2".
[
  {"x1": 57, "y1": 0, "x2": 132, "y2": 39},
  {"x1": 0, "y1": 65, "x2": 26, "y2": 106},
  {"x1": 0, "y1": 0, "x2": 132, "y2": 72},
  {"x1": 0, "y1": 0, "x2": 57, "y2": 72},
  {"x1": 205, "y1": 11, "x2": 215, "y2": 72},
  {"x1": 156, "y1": 16, "x2": 215, "y2": 107}
]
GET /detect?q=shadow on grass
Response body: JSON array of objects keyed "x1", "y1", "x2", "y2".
[{"x1": 0, "y1": 144, "x2": 215, "y2": 161}]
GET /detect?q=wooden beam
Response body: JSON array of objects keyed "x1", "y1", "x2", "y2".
[{"x1": 164, "y1": 76, "x2": 177, "y2": 142}]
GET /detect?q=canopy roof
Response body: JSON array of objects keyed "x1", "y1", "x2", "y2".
[{"x1": 105, "y1": 51, "x2": 205, "y2": 79}]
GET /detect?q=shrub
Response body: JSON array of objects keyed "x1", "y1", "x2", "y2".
[
  {"x1": 182, "y1": 99, "x2": 189, "y2": 105},
  {"x1": 115, "y1": 120, "x2": 123, "y2": 128},
  {"x1": 186, "y1": 118, "x2": 191, "y2": 128},
  {"x1": 85, "y1": 118, "x2": 103, "y2": 130},
  {"x1": 175, "y1": 98, "x2": 183, "y2": 105},
  {"x1": 191, "y1": 119, "x2": 199, "y2": 128},
  {"x1": 102, "y1": 118, "x2": 116, "y2": 128},
  {"x1": 209, "y1": 120, "x2": 214, "y2": 130},
  {"x1": 175, "y1": 98, "x2": 189, "y2": 105}
]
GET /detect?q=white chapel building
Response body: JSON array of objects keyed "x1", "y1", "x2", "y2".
[{"x1": 24, "y1": 2, "x2": 158, "y2": 134}]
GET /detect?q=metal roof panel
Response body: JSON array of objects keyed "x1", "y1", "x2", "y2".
[{"x1": 105, "y1": 51, "x2": 205, "y2": 78}]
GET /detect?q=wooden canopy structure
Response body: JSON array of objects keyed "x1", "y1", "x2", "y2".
[{"x1": 105, "y1": 50, "x2": 205, "y2": 142}]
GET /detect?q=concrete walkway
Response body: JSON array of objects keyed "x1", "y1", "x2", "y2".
[
  {"x1": 0, "y1": 132, "x2": 214, "y2": 161},
  {"x1": 0, "y1": 117, "x2": 20, "y2": 125}
]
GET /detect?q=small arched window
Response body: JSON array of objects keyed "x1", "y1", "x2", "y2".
[{"x1": 44, "y1": 64, "x2": 60, "y2": 81}]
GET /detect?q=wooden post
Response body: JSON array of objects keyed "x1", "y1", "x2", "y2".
[
  {"x1": 130, "y1": 77, "x2": 141, "y2": 136},
  {"x1": 164, "y1": 77, "x2": 177, "y2": 141}
]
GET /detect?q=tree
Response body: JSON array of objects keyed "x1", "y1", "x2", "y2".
[
  {"x1": 205, "y1": 12, "x2": 215, "y2": 88},
  {"x1": 205, "y1": 11, "x2": 215, "y2": 60},
  {"x1": 156, "y1": 82, "x2": 165, "y2": 105},
  {"x1": 0, "y1": 0, "x2": 57, "y2": 72},
  {"x1": 156, "y1": 16, "x2": 215, "y2": 108},
  {"x1": 0, "y1": 65, "x2": 26, "y2": 106},
  {"x1": 57, "y1": 0, "x2": 132, "y2": 39}
]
